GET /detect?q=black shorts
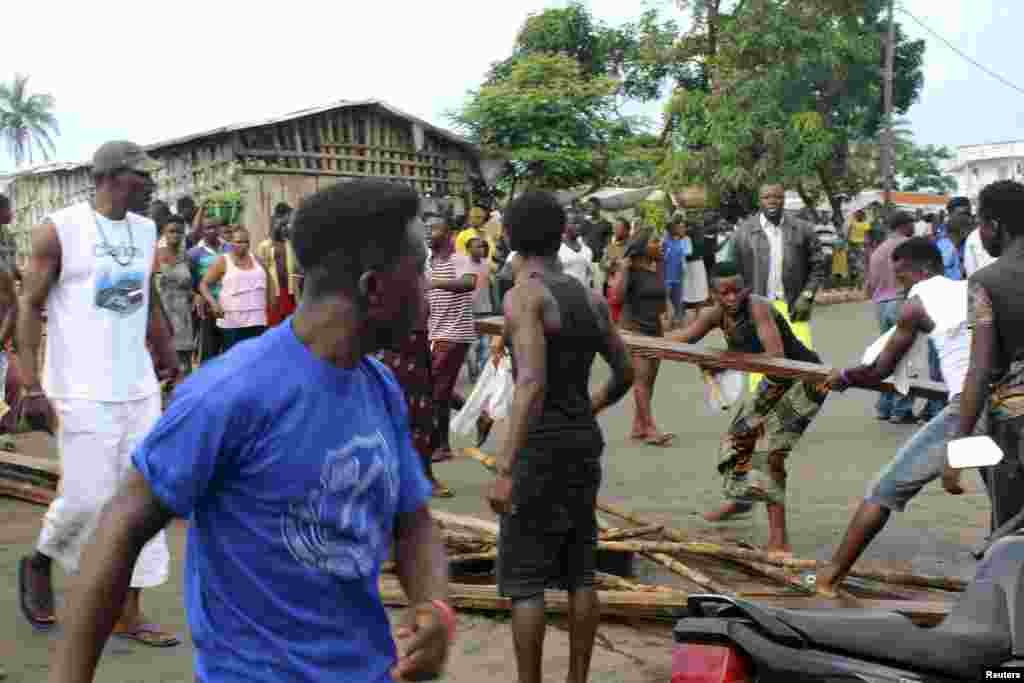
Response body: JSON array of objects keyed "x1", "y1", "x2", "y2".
[{"x1": 497, "y1": 438, "x2": 603, "y2": 600}]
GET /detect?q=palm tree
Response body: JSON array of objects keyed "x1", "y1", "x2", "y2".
[{"x1": 0, "y1": 74, "x2": 59, "y2": 168}]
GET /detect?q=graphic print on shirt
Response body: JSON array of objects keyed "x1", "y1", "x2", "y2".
[
  {"x1": 94, "y1": 261, "x2": 146, "y2": 317},
  {"x1": 281, "y1": 431, "x2": 399, "y2": 581}
]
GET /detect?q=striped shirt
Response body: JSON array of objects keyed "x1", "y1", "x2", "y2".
[{"x1": 427, "y1": 250, "x2": 477, "y2": 343}]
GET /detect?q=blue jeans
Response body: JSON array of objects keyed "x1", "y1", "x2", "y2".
[
  {"x1": 875, "y1": 299, "x2": 914, "y2": 419},
  {"x1": 921, "y1": 338, "x2": 948, "y2": 419},
  {"x1": 667, "y1": 281, "x2": 685, "y2": 323},
  {"x1": 867, "y1": 397, "x2": 959, "y2": 512},
  {"x1": 469, "y1": 335, "x2": 490, "y2": 382}
]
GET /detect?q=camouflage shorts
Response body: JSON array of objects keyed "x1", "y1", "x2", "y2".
[{"x1": 718, "y1": 377, "x2": 829, "y2": 505}]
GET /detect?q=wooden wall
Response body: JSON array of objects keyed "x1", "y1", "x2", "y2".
[
  {"x1": 8, "y1": 103, "x2": 479, "y2": 259},
  {"x1": 235, "y1": 104, "x2": 476, "y2": 198}
]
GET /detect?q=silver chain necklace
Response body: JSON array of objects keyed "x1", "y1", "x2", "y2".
[{"x1": 91, "y1": 204, "x2": 136, "y2": 267}]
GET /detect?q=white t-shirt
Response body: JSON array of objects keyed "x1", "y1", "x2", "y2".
[
  {"x1": 558, "y1": 240, "x2": 594, "y2": 288},
  {"x1": 963, "y1": 228, "x2": 997, "y2": 278},
  {"x1": 44, "y1": 202, "x2": 158, "y2": 401},
  {"x1": 914, "y1": 220, "x2": 931, "y2": 238},
  {"x1": 759, "y1": 214, "x2": 786, "y2": 301},
  {"x1": 907, "y1": 275, "x2": 971, "y2": 396}
]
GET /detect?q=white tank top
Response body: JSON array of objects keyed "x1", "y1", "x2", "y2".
[
  {"x1": 907, "y1": 275, "x2": 971, "y2": 397},
  {"x1": 43, "y1": 202, "x2": 159, "y2": 401}
]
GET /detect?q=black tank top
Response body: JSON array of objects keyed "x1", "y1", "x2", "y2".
[
  {"x1": 971, "y1": 245, "x2": 1024, "y2": 375},
  {"x1": 506, "y1": 270, "x2": 604, "y2": 442},
  {"x1": 723, "y1": 296, "x2": 820, "y2": 365}
]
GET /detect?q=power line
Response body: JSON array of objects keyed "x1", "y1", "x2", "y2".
[{"x1": 898, "y1": 7, "x2": 1024, "y2": 98}]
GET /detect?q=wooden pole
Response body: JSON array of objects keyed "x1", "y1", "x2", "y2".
[{"x1": 476, "y1": 317, "x2": 947, "y2": 401}]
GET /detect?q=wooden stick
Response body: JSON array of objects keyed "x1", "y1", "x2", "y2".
[
  {"x1": 378, "y1": 577, "x2": 952, "y2": 626},
  {"x1": 600, "y1": 525, "x2": 665, "y2": 542},
  {"x1": 475, "y1": 316, "x2": 948, "y2": 400},
  {"x1": 0, "y1": 479, "x2": 56, "y2": 506},
  {"x1": 431, "y1": 509, "x2": 498, "y2": 539},
  {"x1": 643, "y1": 552, "x2": 731, "y2": 594},
  {"x1": 448, "y1": 551, "x2": 498, "y2": 564}
]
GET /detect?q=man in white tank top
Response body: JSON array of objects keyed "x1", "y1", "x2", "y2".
[
  {"x1": 816, "y1": 237, "x2": 977, "y2": 597},
  {"x1": 16, "y1": 141, "x2": 181, "y2": 646}
]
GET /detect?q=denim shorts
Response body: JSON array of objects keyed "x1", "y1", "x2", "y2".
[
  {"x1": 867, "y1": 395, "x2": 960, "y2": 512},
  {"x1": 497, "y1": 439, "x2": 603, "y2": 600}
]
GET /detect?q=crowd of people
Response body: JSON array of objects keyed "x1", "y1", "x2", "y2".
[{"x1": 0, "y1": 136, "x2": 1021, "y2": 683}]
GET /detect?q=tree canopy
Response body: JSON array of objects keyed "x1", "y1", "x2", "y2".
[
  {"x1": 660, "y1": 0, "x2": 926, "y2": 218},
  {"x1": 451, "y1": 2, "x2": 679, "y2": 191}
]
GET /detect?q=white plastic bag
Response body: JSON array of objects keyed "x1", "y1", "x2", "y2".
[
  {"x1": 451, "y1": 356, "x2": 514, "y2": 435},
  {"x1": 702, "y1": 368, "x2": 746, "y2": 412}
]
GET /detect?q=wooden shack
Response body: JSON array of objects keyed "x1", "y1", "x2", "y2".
[{"x1": 5, "y1": 99, "x2": 483, "y2": 259}]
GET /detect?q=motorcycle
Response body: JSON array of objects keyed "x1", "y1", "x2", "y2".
[{"x1": 672, "y1": 509, "x2": 1024, "y2": 681}]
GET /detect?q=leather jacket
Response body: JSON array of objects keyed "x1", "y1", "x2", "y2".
[{"x1": 732, "y1": 213, "x2": 828, "y2": 310}]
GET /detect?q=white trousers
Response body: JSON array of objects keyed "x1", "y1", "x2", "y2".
[{"x1": 36, "y1": 394, "x2": 170, "y2": 588}]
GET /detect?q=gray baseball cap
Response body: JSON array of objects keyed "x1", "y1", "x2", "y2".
[{"x1": 92, "y1": 141, "x2": 162, "y2": 175}]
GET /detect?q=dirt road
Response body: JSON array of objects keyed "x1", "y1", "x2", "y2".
[{"x1": 0, "y1": 301, "x2": 990, "y2": 681}]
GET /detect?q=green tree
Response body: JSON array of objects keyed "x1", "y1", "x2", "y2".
[
  {"x1": 660, "y1": 0, "x2": 925, "y2": 221},
  {"x1": 451, "y1": 53, "x2": 626, "y2": 191},
  {"x1": 452, "y1": 1, "x2": 680, "y2": 191},
  {"x1": 894, "y1": 142, "x2": 956, "y2": 194},
  {"x1": 0, "y1": 73, "x2": 59, "y2": 168}
]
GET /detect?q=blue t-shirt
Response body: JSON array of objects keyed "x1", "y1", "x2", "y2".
[
  {"x1": 133, "y1": 321, "x2": 432, "y2": 683},
  {"x1": 662, "y1": 236, "x2": 691, "y2": 285},
  {"x1": 935, "y1": 236, "x2": 963, "y2": 281}
]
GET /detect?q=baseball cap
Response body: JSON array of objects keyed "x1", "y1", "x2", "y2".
[
  {"x1": 92, "y1": 141, "x2": 162, "y2": 175},
  {"x1": 673, "y1": 208, "x2": 703, "y2": 224},
  {"x1": 887, "y1": 210, "x2": 916, "y2": 230}
]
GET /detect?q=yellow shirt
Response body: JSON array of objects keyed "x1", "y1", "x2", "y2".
[
  {"x1": 848, "y1": 220, "x2": 871, "y2": 244},
  {"x1": 455, "y1": 227, "x2": 496, "y2": 260}
]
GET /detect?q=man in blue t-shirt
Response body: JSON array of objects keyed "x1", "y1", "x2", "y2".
[
  {"x1": 662, "y1": 216, "x2": 691, "y2": 326},
  {"x1": 51, "y1": 181, "x2": 454, "y2": 683}
]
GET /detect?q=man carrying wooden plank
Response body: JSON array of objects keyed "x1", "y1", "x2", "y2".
[
  {"x1": 817, "y1": 237, "x2": 975, "y2": 597},
  {"x1": 664, "y1": 262, "x2": 830, "y2": 555},
  {"x1": 487, "y1": 191, "x2": 633, "y2": 683},
  {"x1": 16, "y1": 141, "x2": 181, "y2": 645},
  {"x1": 49, "y1": 180, "x2": 453, "y2": 682}
]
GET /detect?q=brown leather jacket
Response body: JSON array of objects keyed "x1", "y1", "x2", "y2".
[{"x1": 732, "y1": 213, "x2": 828, "y2": 310}]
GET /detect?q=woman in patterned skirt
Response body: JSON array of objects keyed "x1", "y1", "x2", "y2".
[{"x1": 376, "y1": 310, "x2": 453, "y2": 498}]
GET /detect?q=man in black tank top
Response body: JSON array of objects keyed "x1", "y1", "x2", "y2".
[
  {"x1": 488, "y1": 191, "x2": 634, "y2": 683},
  {"x1": 956, "y1": 180, "x2": 1024, "y2": 530},
  {"x1": 665, "y1": 263, "x2": 830, "y2": 555}
]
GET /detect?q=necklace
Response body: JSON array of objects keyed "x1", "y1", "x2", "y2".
[{"x1": 92, "y1": 204, "x2": 136, "y2": 267}]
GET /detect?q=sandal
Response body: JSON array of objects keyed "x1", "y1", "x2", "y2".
[
  {"x1": 18, "y1": 557, "x2": 56, "y2": 632},
  {"x1": 644, "y1": 432, "x2": 676, "y2": 447},
  {"x1": 113, "y1": 622, "x2": 181, "y2": 648}
]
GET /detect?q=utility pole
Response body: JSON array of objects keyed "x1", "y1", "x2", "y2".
[{"x1": 881, "y1": 0, "x2": 896, "y2": 212}]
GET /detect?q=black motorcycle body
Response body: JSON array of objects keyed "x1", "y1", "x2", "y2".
[{"x1": 671, "y1": 535, "x2": 1024, "y2": 682}]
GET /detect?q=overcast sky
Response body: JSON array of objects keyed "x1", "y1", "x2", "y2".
[{"x1": 1, "y1": 0, "x2": 1020, "y2": 174}]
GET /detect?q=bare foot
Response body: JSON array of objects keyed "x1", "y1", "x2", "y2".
[{"x1": 814, "y1": 565, "x2": 841, "y2": 598}]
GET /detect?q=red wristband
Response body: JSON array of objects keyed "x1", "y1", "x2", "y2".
[{"x1": 431, "y1": 599, "x2": 457, "y2": 642}]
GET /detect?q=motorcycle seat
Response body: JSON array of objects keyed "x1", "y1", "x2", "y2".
[{"x1": 771, "y1": 581, "x2": 1011, "y2": 679}]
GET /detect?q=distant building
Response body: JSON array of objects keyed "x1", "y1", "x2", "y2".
[
  {"x1": 945, "y1": 141, "x2": 1024, "y2": 201},
  {"x1": 4, "y1": 99, "x2": 483, "y2": 263}
]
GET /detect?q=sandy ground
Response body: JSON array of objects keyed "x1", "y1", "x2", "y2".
[{"x1": 0, "y1": 301, "x2": 992, "y2": 681}]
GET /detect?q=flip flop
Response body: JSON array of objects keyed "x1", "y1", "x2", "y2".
[
  {"x1": 644, "y1": 433, "x2": 676, "y2": 447},
  {"x1": 113, "y1": 623, "x2": 181, "y2": 648},
  {"x1": 18, "y1": 557, "x2": 56, "y2": 632}
]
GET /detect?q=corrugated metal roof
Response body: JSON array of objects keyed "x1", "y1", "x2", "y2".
[{"x1": 9, "y1": 98, "x2": 476, "y2": 178}]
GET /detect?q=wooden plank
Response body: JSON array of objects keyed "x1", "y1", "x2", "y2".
[
  {"x1": 377, "y1": 577, "x2": 952, "y2": 626},
  {"x1": 240, "y1": 148, "x2": 452, "y2": 172},
  {"x1": 0, "y1": 478, "x2": 55, "y2": 506},
  {"x1": 475, "y1": 317, "x2": 947, "y2": 401},
  {"x1": 0, "y1": 452, "x2": 60, "y2": 477}
]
